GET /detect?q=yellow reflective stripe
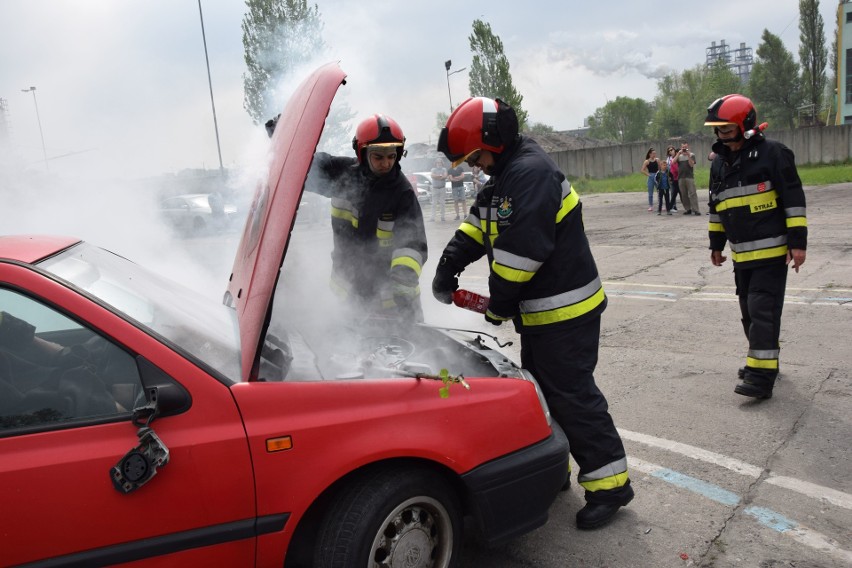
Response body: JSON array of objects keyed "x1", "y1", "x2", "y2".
[
  {"x1": 520, "y1": 286, "x2": 606, "y2": 326},
  {"x1": 330, "y1": 207, "x2": 358, "y2": 228},
  {"x1": 492, "y1": 261, "x2": 535, "y2": 283},
  {"x1": 715, "y1": 190, "x2": 778, "y2": 213},
  {"x1": 786, "y1": 217, "x2": 807, "y2": 228},
  {"x1": 459, "y1": 221, "x2": 484, "y2": 245},
  {"x1": 484, "y1": 309, "x2": 511, "y2": 321},
  {"x1": 390, "y1": 255, "x2": 423, "y2": 276},
  {"x1": 709, "y1": 222, "x2": 725, "y2": 233},
  {"x1": 556, "y1": 187, "x2": 580, "y2": 223},
  {"x1": 731, "y1": 245, "x2": 788, "y2": 263},
  {"x1": 579, "y1": 470, "x2": 630, "y2": 492},
  {"x1": 376, "y1": 228, "x2": 392, "y2": 239},
  {"x1": 747, "y1": 356, "x2": 779, "y2": 370}
]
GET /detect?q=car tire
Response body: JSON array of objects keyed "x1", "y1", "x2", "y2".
[{"x1": 313, "y1": 466, "x2": 462, "y2": 568}]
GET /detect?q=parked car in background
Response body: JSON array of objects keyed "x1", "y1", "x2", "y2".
[
  {"x1": 1, "y1": 63, "x2": 568, "y2": 568},
  {"x1": 407, "y1": 172, "x2": 432, "y2": 203},
  {"x1": 159, "y1": 193, "x2": 238, "y2": 236},
  {"x1": 410, "y1": 171, "x2": 476, "y2": 202}
]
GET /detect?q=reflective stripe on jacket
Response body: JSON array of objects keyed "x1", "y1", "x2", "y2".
[
  {"x1": 306, "y1": 153, "x2": 427, "y2": 304},
  {"x1": 441, "y1": 137, "x2": 606, "y2": 334},
  {"x1": 708, "y1": 137, "x2": 807, "y2": 269}
]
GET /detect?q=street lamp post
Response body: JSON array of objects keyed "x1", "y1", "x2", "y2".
[
  {"x1": 198, "y1": 0, "x2": 224, "y2": 176},
  {"x1": 21, "y1": 86, "x2": 48, "y2": 171},
  {"x1": 444, "y1": 60, "x2": 466, "y2": 114}
]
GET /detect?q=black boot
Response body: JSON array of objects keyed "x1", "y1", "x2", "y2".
[
  {"x1": 576, "y1": 484, "x2": 634, "y2": 530},
  {"x1": 735, "y1": 371, "x2": 775, "y2": 399},
  {"x1": 735, "y1": 380, "x2": 773, "y2": 399}
]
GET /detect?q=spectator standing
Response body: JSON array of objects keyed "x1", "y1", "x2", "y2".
[
  {"x1": 705, "y1": 94, "x2": 807, "y2": 400},
  {"x1": 430, "y1": 158, "x2": 448, "y2": 222},
  {"x1": 448, "y1": 163, "x2": 466, "y2": 220},
  {"x1": 677, "y1": 142, "x2": 701, "y2": 215},
  {"x1": 665, "y1": 146, "x2": 680, "y2": 212},
  {"x1": 640, "y1": 148, "x2": 663, "y2": 212}
]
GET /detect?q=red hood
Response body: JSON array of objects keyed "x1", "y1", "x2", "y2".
[{"x1": 226, "y1": 62, "x2": 347, "y2": 381}]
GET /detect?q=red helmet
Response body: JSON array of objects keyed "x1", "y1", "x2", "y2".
[
  {"x1": 437, "y1": 97, "x2": 506, "y2": 166},
  {"x1": 704, "y1": 94, "x2": 757, "y2": 133},
  {"x1": 351, "y1": 114, "x2": 405, "y2": 163}
]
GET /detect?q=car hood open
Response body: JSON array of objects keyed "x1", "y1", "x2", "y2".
[{"x1": 225, "y1": 62, "x2": 347, "y2": 381}]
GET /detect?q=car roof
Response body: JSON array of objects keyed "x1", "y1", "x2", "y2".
[{"x1": 225, "y1": 62, "x2": 347, "y2": 381}]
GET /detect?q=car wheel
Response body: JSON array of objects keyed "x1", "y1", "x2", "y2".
[{"x1": 314, "y1": 466, "x2": 462, "y2": 568}]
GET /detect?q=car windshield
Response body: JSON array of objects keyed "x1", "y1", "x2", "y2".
[{"x1": 39, "y1": 242, "x2": 241, "y2": 383}]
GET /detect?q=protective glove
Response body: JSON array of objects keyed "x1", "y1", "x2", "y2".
[
  {"x1": 391, "y1": 281, "x2": 419, "y2": 307},
  {"x1": 432, "y1": 257, "x2": 460, "y2": 304},
  {"x1": 484, "y1": 309, "x2": 511, "y2": 326}
]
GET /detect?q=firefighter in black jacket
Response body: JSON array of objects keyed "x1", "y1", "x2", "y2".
[
  {"x1": 705, "y1": 94, "x2": 807, "y2": 399},
  {"x1": 432, "y1": 97, "x2": 633, "y2": 530},
  {"x1": 299, "y1": 114, "x2": 428, "y2": 321}
]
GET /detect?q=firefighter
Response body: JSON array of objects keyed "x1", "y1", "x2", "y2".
[
  {"x1": 298, "y1": 114, "x2": 428, "y2": 321},
  {"x1": 705, "y1": 94, "x2": 807, "y2": 399},
  {"x1": 432, "y1": 97, "x2": 633, "y2": 529}
]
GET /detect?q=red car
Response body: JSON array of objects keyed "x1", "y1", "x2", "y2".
[{"x1": 0, "y1": 63, "x2": 568, "y2": 568}]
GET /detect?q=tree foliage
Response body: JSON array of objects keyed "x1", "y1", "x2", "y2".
[
  {"x1": 468, "y1": 19, "x2": 528, "y2": 130},
  {"x1": 241, "y1": 0, "x2": 325, "y2": 124},
  {"x1": 748, "y1": 29, "x2": 802, "y2": 130},
  {"x1": 798, "y1": 0, "x2": 827, "y2": 123},
  {"x1": 526, "y1": 122, "x2": 555, "y2": 135},
  {"x1": 648, "y1": 60, "x2": 741, "y2": 138},
  {"x1": 587, "y1": 96, "x2": 652, "y2": 143}
]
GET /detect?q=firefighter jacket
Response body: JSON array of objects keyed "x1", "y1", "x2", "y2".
[
  {"x1": 439, "y1": 136, "x2": 606, "y2": 334},
  {"x1": 305, "y1": 153, "x2": 428, "y2": 309},
  {"x1": 708, "y1": 135, "x2": 807, "y2": 269}
]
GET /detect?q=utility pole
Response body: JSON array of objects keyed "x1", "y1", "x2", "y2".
[
  {"x1": 198, "y1": 0, "x2": 225, "y2": 175},
  {"x1": 21, "y1": 86, "x2": 48, "y2": 171}
]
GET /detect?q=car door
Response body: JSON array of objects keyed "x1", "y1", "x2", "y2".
[{"x1": 0, "y1": 268, "x2": 261, "y2": 567}]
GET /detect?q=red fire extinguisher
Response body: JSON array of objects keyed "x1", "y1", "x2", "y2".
[{"x1": 453, "y1": 289, "x2": 490, "y2": 314}]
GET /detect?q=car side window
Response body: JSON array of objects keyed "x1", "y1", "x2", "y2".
[{"x1": 0, "y1": 288, "x2": 143, "y2": 434}]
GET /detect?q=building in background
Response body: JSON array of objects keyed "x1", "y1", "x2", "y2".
[
  {"x1": 835, "y1": 0, "x2": 852, "y2": 125},
  {"x1": 706, "y1": 39, "x2": 754, "y2": 84}
]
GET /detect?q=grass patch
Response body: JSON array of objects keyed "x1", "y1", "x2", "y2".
[{"x1": 570, "y1": 160, "x2": 852, "y2": 195}]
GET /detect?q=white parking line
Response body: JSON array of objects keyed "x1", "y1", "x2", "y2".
[{"x1": 620, "y1": 428, "x2": 852, "y2": 511}]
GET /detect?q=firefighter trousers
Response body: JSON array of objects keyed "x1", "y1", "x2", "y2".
[
  {"x1": 734, "y1": 263, "x2": 787, "y2": 386},
  {"x1": 520, "y1": 316, "x2": 632, "y2": 504}
]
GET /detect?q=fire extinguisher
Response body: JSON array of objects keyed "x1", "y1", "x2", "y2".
[{"x1": 453, "y1": 289, "x2": 490, "y2": 314}]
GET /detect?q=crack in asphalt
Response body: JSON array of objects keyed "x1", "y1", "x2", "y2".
[{"x1": 700, "y1": 369, "x2": 838, "y2": 566}]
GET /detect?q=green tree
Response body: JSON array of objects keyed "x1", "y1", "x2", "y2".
[
  {"x1": 241, "y1": 0, "x2": 325, "y2": 124},
  {"x1": 649, "y1": 60, "x2": 740, "y2": 138},
  {"x1": 587, "y1": 96, "x2": 652, "y2": 143},
  {"x1": 526, "y1": 122, "x2": 555, "y2": 135},
  {"x1": 798, "y1": 0, "x2": 828, "y2": 124},
  {"x1": 468, "y1": 19, "x2": 528, "y2": 130},
  {"x1": 749, "y1": 29, "x2": 802, "y2": 130}
]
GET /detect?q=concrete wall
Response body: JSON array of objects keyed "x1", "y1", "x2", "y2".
[{"x1": 548, "y1": 124, "x2": 852, "y2": 179}]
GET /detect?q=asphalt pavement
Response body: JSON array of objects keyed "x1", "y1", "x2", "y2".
[{"x1": 419, "y1": 184, "x2": 852, "y2": 568}]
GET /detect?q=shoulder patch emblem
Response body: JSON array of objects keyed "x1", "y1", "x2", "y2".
[{"x1": 497, "y1": 197, "x2": 513, "y2": 219}]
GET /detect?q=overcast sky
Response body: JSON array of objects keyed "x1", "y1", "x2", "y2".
[{"x1": 0, "y1": 0, "x2": 840, "y2": 180}]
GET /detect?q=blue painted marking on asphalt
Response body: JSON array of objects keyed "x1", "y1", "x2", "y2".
[
  {"x1": 651, "y1": 468, "x2": 741, "y2": 506},
  {"x1": 610, "y1": 290, "x2": 677, "y2": 297},
  {"x1": 744, "y1": 506, "x2": 798, "y2": 532},
  {"x1": 648, "y1": 469, "x2": 801, "y2": 535}
]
